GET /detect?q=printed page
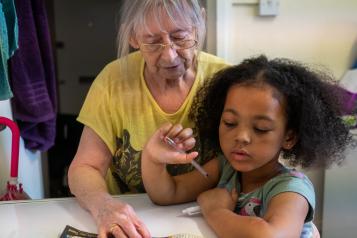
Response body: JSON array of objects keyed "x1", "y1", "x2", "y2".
[{"x1": 60, "y1": 225, "x2": 203, "y2": 238}]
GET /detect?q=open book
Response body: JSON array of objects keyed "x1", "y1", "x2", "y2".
[{"x1": 60, "y1": 225, "x2": 203, "y2": 238}]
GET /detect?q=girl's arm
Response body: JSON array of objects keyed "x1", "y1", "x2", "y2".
[
  {"x1": 141, "y1": 123, "x2": 220, "y2": 205},
  {"x1": 199, "y1": 190, "x2": 309, "y2": 238}
]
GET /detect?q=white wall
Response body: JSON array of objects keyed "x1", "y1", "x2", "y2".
[
  {"x1": 216, "y1": 0, "x2": 357, "y2": 78},
  {"x1": 214, "y1": 0, "x2": 357, "y2": 233},
  {"x1": 0, "y1": 100, "x2": 44, "y2": 199}
]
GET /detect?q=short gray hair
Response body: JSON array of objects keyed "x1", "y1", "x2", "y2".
[{"x1": 117, "y1": 0, "x2": 206, "y2": 58}]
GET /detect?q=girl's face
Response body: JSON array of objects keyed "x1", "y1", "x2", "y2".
[{"x1": 219, "y1": 83, "x2": 295, "y2": 173}]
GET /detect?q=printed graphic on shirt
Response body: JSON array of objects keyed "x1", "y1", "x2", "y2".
[
  {"x1": 237, "y1": 197, "x2": 262, "y2": 217},
  {"x1": 111, "y1": 129, "x2": 212, "y2": 193},
  {"x1": 112, "y1": 129, "x2": 144, "y2": 193},
  {"x1": 289, "y1": 170, "x2": 305, "y2": 179}
]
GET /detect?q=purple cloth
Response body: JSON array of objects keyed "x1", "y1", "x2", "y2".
[
  {"x1": 332, "y1": 85, "x2": 357, "y2": 115},
  {"x1": 9, "y1": 0, "x2": 57, "y2": 151},
  {"x1": 343, "y1": 91, "x2": 357, "y2": 115}
]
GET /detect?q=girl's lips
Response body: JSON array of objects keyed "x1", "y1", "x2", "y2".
[
  {"x1": 231, "y1": 150, "x2": 250, "y2": 161},
  {"x1": 232, "y1": 149, "x2": 248, "y2": 155}
]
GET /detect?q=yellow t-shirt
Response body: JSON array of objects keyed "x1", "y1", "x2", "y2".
[{"x1": 78, "y1": 51, "x2": 228, "y2": 194}]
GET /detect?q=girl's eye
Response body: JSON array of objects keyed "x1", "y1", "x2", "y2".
[
  {"x1": 254, "y1": 128, "x2": 271, "y2": 133},
  {"x1": 223, "y1": 121, "x2": 237, "y2": 128}
]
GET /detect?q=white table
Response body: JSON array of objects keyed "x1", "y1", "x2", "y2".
[{"x1": 0, "y1": 194, "x2": 216, "y2": 238}]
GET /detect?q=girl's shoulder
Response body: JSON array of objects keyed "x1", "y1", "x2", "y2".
[
  {"x1": 262, "y1": 166, "x2": 315, "y2": 210},
  {"x1": 276, "y1": 167, "x2": 310, "y2": 181},
  {"x1": 265, "y1": 166, "x2": 314, "y2": 193}
]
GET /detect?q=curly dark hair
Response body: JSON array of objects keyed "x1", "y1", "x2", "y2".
[{"x1": 189, "y1": 55, "x2": 354, "y2": 168}]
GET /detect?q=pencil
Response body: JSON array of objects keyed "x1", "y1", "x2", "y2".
[{"x1": 164, "y1": 136, "x2": 209, "y2": 178}]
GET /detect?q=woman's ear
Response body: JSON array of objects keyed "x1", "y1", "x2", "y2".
[
  {"x1": 282, "y1": 130, "x2": 297, "y2": 150},
  {"x1": 129, "y1": 35, "x2": 140, "y2": 49}
]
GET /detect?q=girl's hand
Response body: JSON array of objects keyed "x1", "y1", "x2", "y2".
[
  {"x1": 197, "y1": 188, "x2": 238, "y2": 215},
  {"x1": 143, "y1": 123, "x2": 198, "y2": 165}
]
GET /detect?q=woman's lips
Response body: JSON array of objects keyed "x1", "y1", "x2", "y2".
[{"x1": 164, "y1": 64, "x2": 179, "y2": 70}]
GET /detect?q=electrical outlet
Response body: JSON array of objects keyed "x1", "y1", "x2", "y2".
[{"x1": 259, "y1": 0, "x2": 279, "y2": 16}]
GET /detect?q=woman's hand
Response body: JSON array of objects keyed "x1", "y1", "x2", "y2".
[
  {"x1": 143, "y1": 123, "x2": 198, "y2": 165},
  {"x1": 197, "y1": 188, "x2": 238, "y2": 216},
  {"x1": 96, "y1": 196, "x2": 150, "y2": 238}
]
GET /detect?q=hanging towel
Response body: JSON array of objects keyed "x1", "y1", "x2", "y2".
[
  {"x1": 0, "y1": 0, "x2": 18, "y2": 100},
  {"x1": 9, "y1": 0, "x2": 57, "y2": 151}
]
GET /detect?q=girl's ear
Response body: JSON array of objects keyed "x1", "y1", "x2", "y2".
[
  {"x1": 282, "y1": 130, "x2": 297, "y2": 150},
  {"x1": 129, "y1": 35, "x2": 140, "y2": 49}
]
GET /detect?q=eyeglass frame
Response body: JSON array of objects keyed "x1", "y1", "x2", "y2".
[{"x1": 139, "y1": 39, "x2": 198, "y2": 53}]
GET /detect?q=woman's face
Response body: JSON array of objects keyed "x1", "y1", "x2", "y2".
[
  {"x1": 131, "y1": 11, "x2": 197, "y2": 81},
  {"x1": 218, "y1": 84, "x2": 294, "y2": 174}
]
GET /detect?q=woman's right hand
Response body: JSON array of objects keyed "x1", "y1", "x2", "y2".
[
  {"x1": 96, "y1": 196, "x2": 151, "y2": 238},
  {"x1": 143, "y1": 123, "x2": 198, "y2": 165},
  {"x1": 69, "y1": 127, "x2": 150, "y2": 237}
]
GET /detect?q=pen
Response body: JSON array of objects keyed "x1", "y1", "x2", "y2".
[
  {"x1": 182, "y1": 205, "x2": 202, "y2": 216},
  {"x1": 164, "y1": 136, "x2": 209, "y2": 178}
]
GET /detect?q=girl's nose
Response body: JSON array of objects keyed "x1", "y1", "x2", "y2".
[{"x1": 234, "y1": 128, "x2": 251, "y2": 146}]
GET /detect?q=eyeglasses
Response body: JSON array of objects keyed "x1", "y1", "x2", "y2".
[{"x1": 139, "y1": 39, "x2": 197, "y2": 53}]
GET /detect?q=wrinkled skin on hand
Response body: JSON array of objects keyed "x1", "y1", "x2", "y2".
[{"x1": 95, "y1": 197, "x2": 151, "y2": 238}]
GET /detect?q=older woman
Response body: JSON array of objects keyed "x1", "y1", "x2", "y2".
[{"x1": 68, "y1": 0, "x2": 228, "y2": 237}]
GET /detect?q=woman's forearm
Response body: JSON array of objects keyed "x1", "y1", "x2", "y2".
[{"x1": 68, "y1": 164, "x2": 113, "y2": 217}]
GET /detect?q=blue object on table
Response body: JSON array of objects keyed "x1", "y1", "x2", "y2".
[{"x1": 352, "y1": 58, "x2": 357, "y2": 69}]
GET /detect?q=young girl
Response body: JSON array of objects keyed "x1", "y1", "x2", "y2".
[{"x1": 141, "y1": 55, "x2": 353, "y2": 238}]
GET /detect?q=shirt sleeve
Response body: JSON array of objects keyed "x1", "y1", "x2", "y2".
[
  {"x1": 77, "y1": 65, "x2": 118, "y2": 155},
  {"x1": 264, "y1": 171, "x2": 316, "y2": 223}
]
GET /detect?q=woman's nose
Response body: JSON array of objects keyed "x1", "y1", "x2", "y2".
[{"x1": 160, "y1": 41, "x2": 178, "y2": 61}]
